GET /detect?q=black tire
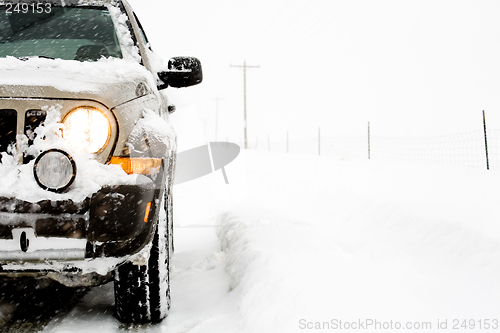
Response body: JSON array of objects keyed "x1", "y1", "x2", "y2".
[
  {"x1": 167, "y1": 188, "x2": 174, "y2": 255},
  {"x1": 114, "y1": 196, "x2": 171, "y2": 324}
]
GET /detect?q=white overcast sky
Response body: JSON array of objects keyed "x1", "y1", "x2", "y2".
[{"x1": 128, "y1": 0, "x2": 500, "y2": 142}]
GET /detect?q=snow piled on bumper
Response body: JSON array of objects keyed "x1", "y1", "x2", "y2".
[{"x1": 0, "y1": 155, "x2": 139, "y2": 203}]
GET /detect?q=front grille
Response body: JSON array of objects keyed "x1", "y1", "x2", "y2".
[
  {"x1": 0, "y1": 108, "x2": 46, "y2": 163},
  {"x1": 25, "y1": 110, "x2": 47, "y2": 144},
  {"x1": 0, "y1": 109, "x2": 17, "y2": 155},
  {"x1": 24, "y1": 110, "x2": 46, "y2": 163}
]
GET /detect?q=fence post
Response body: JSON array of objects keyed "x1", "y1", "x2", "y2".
[
  {"x1": 318, "y1": 127, "x2": 321, "y2": 156},
  {"x1": 483, "y1": 110, "x2": 489, "y2": 170},
  {"x1": 368, "y1": 121, "x2": 371, "y2": 160}
]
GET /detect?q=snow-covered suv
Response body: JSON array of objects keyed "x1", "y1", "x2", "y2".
[{"x1": 0, "y1": 0, "x2": 202, "y2": 323}]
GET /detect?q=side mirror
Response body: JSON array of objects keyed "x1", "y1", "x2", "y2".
[{"x1": 157, "y1": 57, "x2": 203, "y2": 89}]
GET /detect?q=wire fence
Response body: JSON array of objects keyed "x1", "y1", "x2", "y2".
[{"x1": 230, "y1": 129, "x2": 500, "y2": 170}]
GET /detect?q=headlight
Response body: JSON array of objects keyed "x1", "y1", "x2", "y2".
[
  {"x1": 33, "y1": 149, "x2": 77, "y2": 193},
  {"x1": 62, "y1": 106, "x2": 111, "y2": 154}
]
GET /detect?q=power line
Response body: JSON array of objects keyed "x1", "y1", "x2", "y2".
[{"x1": 230, "y1": 61, "x2": 260, "y2": 149}]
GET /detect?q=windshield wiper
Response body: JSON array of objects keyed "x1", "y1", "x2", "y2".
[{"x1": 18, "y1": 56, "x2": 56, "y2": 61}]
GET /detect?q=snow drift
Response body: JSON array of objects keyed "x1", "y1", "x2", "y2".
[{"x1": 216, "y1": 151, "x2": 500, "y2": 332}]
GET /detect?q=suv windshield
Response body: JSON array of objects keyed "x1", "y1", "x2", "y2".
[{"x1": 0, "y1": 6, "x2": 122, "y2": 61}]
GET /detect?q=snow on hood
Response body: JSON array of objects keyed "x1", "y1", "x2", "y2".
[{"x1": 0, "y1": 57, "x2": 157, "y2": 108}]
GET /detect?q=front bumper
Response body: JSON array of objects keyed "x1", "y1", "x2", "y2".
[{"x1": 0, "y1": 170, "x2": 165, "y2": 282}]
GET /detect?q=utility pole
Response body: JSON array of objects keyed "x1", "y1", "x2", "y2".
[
  {"x1": 212, "y1": 96, "x2": 224, "y2": 141},
  {"x1": 230, "y1": 60, "x2": 260, "y2": 149}
]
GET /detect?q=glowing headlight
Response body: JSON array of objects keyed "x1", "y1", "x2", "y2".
[{"x1": 62, "y1": 106, "x2": 111, "y2": 154}]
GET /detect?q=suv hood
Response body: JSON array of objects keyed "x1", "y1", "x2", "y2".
[{"x1": 0, "y1": 57, "x2": 157, "y2": 108}]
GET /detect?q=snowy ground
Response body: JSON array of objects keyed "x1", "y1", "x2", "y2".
[
  {"x1": 2, "y1": 150, "x2": 500, "y2": 332},
  {"x1": 214, "y1": 151, "x2": 500, "y2": 332}
]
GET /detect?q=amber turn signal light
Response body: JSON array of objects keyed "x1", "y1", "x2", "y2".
[{"x1": 109, "y1": 157, "x2": 162, "y2": 175}]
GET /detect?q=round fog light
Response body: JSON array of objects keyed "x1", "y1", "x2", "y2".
[{"x1": 33, "y1": 149, "x2": 77, "y2": 193}]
